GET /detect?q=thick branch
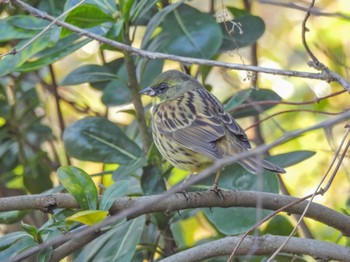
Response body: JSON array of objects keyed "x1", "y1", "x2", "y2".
[
  {"x1": 1, "y1": 191, "x2": 350, "y2": 236},
  {"x1": 10, "y1": 110, "x2": 350, "y2": 262},
  {"x1": 160, "y1": 235, "x2": 350, "y2": 262},
  {"x1": 8, "y1": 0, "x2": 350, "y2": 92}
]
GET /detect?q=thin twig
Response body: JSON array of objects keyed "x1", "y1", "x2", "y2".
[
  {"x1": 229, "y1": 89, "x2": 347, "y2": 112},
  {"x1": 267, "y1": 126, "x2": 350, "y2": 261},
  {"x1": 7, "y1": 0, "x2": 350, "y2": 92},
  {"x1": 300, "y1": 0, "x2": 350, "y2": 92},
  {"x1": 0, "y1": 0, "x2": 85, "y2": 58},
  {"x1": 9, "y1": 110, "x2": 350, "y2": 262},
  {"x1": 246, "y1": 109, "x2": 348, "y2": 131},
  {"x1": 161, "y1": 235, "x2": 350, "y2": 262},
  {"x1": 259, "y1": 0, "x2": 350, "y2": 20}
]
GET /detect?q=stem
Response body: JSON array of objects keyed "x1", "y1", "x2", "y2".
[
  {"x1": 123, "y1": 27, "x2": 152, "y2": 153},
  {"x1": 48, "y1": 64, "x2": 71, "y2": 165}
]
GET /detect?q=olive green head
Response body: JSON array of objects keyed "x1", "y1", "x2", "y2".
[{"x1": 139, "y1": 70, "x2": 200, "y2": 102}]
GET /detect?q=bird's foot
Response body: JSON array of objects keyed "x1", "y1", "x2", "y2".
[
  {"x1": 209, "y1": 187, "x2": 224, "y2": 201},
  {"x1": 176, "y1": 190, "x2": 190, "y2": 202}
]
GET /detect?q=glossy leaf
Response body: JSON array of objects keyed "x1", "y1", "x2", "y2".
[
  {"x1": 137, "y1": 58, "x2": 164, "y2": 89},
  {"x1": 75, "y1": 216, "x2": 145, "y2": 262},
  {"x1": 0, "y1": 211, "x2": 28, "y2": 224},
  {"x1": 0, "y1": 232, "x2": 33, "y2": 251},
  {"x1": 219, "y1": 15, "x2": 265, "y2": 51},
  {"x1": 18, "y1": 36, "x2": 90, "y2": 72},
  {"x1": 61, "y1": 4, "x2": 114, "y2": 37},
  {"x1": 21, "y1": 222, "x2": 41, "y2": 243},
  {"x1": 60, "y1": 64, "x2": 118, "y2": 86},
  {"x1": 57, "y1": 166, "x2": 98, "y2": 210},
  {"x1": 0, "y1": 32, "x2": 51, "y2": 77},
  {"x1": 0, "y1": 16, "x2": 44, "y2": 42},
  {"x1": 63, "y1": 117, "x2": 143, "y2": 164},
  {"x1": 155, "y1": 4, "x2": 223, "y2": 59},
  {"x1": 0, "y1": 232, "x2": 36, "y2": 261},
  {"x1": 141, "y1": 1, "x2": 183, "y2": 49},
  {"x1": 202, "y1": 150, "x2": 312, "y2": 235},
  {"x1": 141, "y1": 165, "x2": 166, "y2": 195},
  {"x1": 100, "y1": 180, "x2": 129, "y2": 211},
  {"x1": 262, "y1": 215, "x2": 295, "y2": 236},
  {"x1": 267, "y1": 150, "x2": 315, "y2": 168},
  {"x1": 224, "y1": 89, "x2": 252, "y2": 111},
  {"x1": 8, "y1": 15, "x2": 49, "y2": 30},
  {"x1": 231, "y1": 88, "x2": 282, "y2": 118},
  {"x1": 101, "y1": 79, "x2": 131, "y2": 106},
  {"x1": 66, "y1": 210, "x2": 109, "y2": 225},
  {"x1": 64, "y1": 0, "x2": 117, "y2": 15}
]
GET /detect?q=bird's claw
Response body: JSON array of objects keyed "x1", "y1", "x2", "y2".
[{"x1": 209, "y1": 187, "x2": 224, "y2": 201}]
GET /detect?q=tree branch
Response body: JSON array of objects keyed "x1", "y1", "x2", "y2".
[
  {"x1": 9, "y1": 110, "x2": 350, "y2": 261},
  {"x1": 1, "y1": 191, "x2": 350, "y2": 236},
  {"x1": 159, "y1": 235, "x2": 350, "y2": 262},
  {"x1": 7, "y1": 0, "x2": 350, "y2": 92}
]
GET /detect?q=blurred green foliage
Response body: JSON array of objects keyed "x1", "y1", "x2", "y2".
[{"x1": 0, "y1": 0, "x2": 349, "y2": 261}]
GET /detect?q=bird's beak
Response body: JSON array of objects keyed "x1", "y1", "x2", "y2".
[{"x1": 139, "y1": 87, "x2": 156, "y2": 97}]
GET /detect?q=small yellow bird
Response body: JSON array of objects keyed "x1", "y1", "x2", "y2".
[{"x1": 140, "y1": 70, "x2": 285, "y2": 192}]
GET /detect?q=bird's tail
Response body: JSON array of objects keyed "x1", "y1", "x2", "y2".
[{"x1": 238, "y1": 157, "x2": 286, "y2": 174}]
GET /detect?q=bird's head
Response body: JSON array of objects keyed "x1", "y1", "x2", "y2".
[{"x1": 139, "y1": 70, "x2": 199, "y2": 102}]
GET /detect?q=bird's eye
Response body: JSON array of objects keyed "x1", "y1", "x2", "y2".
[{"x1": 157, "y1": 83, "x2": 168, "y2": 93}]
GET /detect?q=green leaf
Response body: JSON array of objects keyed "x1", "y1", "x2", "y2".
[
  {"x1": 100, "y1": 180, "x2": 129, "y2": 211},
  {"x1": 137, "y1": 58, "x2": 164, "y2": 89},
  {"x1": 141, "y1": 165, "x2": 166, "y2": 195},
  {"x1": 0, "y1": 211, "x2": 28, "y2": 224},
  {"x1": 61, "y1": 4, "x2": 114, "y2": 37},
  {"x1": 0, "y1": 32, "x2": 51, "y2": 77},
  {"x1": 0, "y1": 232, "x2": 32, "y2": 251},
  {"x1": 64, "y1": 0, "x2": 117, "y2": 16},
  {"x1": 155, "y1": 4, "x2": 223, "y2": 58},
  {"x1": 23, "y1": 152, "x2": 53, "y2": 194},
  {"x1": 8, "y1": 15, "x2": 49, "y2": 30},
  {"x1": 262, "y1": 215, "x2": 295, "y2": 236},
  {"x1": 0, "y1": 16, "x2": 45, "y2": 42},
  {"x1": 224, "y1": 89, "x2": 252, "y2": 111},
  {"x1": 63, "y1": 117, "x2": 143, "y2": 164},
  {"x1": 231, "y1": 88, "x2": 282, "y2": 118},
  {"x1": 113, "y1": 158, "x2": 146, "y2": 180},
  {"x1": 141, "y1": 1, "x2": 183, "y2": 49},
  {"x1": 130, "y1": 0, "x2": 158, "y2": 25},
  {"x1": 60, "y1": 64, "x2": 118, "y2": 86},
  {"x1": 57, "y1": 166, "x2": 98, "y2": 210},
  {"x1": 266, "y1": 150, "x2": 315, "y2": 167},
  {"x1": 66, "y1": 210, "x2": 109, "y2": 225},
  {"x1": 37, "y1": 247, "x2": 52, "y2": 262},
  {"x1": 17, "y1": 36, "x2": 90, "y2": 72},
  {"x1": 21, "y1": 222, "x2": 42, "y2": 243},
  {"x1": 75, "y1": 216, "x2": 145, "y2": 262},
  {"x1": 219, "y1": 15, "x2": 265, "y2": 52},
  {"x1": 0, "y1": 232, "x2": 36, "y2": 261},
  {"x1": 202, "y1": 151, "x2": 313, "y2": 235},
  {"x1": 202, "y1": 164, "x2": 278, "y2": 235},
  {"x1": 120, "y1": 0, "x2": 135, "y2": 22},
  {"x1": 101, "y1": 79, "x2": 131, "y2": 106}
]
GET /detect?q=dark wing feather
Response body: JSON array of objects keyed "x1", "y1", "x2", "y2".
[
  {"x1": 153, "y1": 87, "x2": 251, "y2": 159},
  {"x1": 153, "y1": 90, "x2": 225, "y2": 159},
  {"x1": 197, "y1": 88, "x2": 251, "y2": 149}
]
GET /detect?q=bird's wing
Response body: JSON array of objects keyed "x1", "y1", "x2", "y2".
[
  {"x1": 197, "y1": 88, "x2": 251, "y2": 149},
  {"x1": 153, "y1": 88, "x2": 250, "y2": 159}
]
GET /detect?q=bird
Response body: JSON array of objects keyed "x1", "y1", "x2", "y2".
[{"x1": 139, "y1": 70, "x2": 285, "y2": 193}]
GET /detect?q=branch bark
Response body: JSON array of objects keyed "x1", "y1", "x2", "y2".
[
  {"x1": 1, "y1": 191, "x2": 350, "y2": 236},
  {"x1": 160, "y1": 235, "x2": 350, "y2": 262},
  {"x1": 9, "y1": 110, "x2": 350, "y2": 261},
  {"x1": 7, "y1": 0, "x2": 350, "y2": 92}
]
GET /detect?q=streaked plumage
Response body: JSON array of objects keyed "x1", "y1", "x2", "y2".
[{"x1": 140, "y1": 70, "x2": 285, "y2": 191}]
